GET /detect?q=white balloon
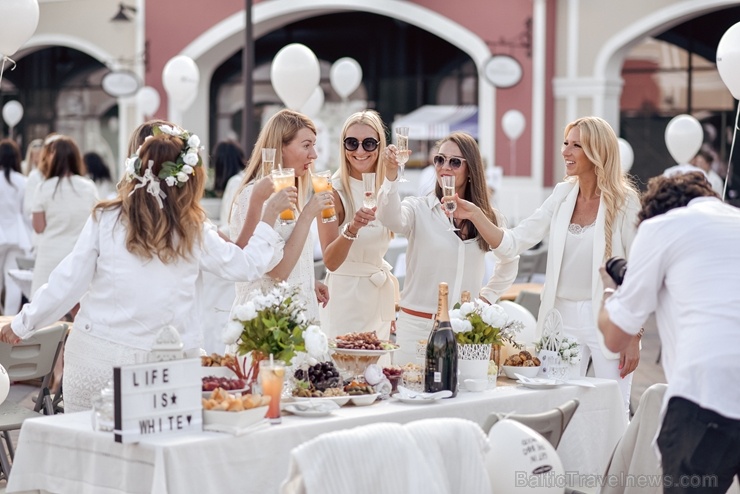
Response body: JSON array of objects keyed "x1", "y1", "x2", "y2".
[
  {"x1": 270, "y1": 43, "x2": 320, "y2": 110},
  {"x1": 330, "y1": 57, "x2": 363, "y2": 99},
  {"x1": 300, "y1": 86, "x2": 324, "y2": 117},
  {"x1": 665, "y1": 114, "x2": 703, "y2": 165},
  {"x1": 501, "y1": 110, "x2": 526, "y2": 140},
  {"x1": 617, "y1": 138, "x2": 634, "y2": 172},
  {"x1": 486, "y1": 419, "x2": 564, "y2": 494},
  {"x1": 2, "y1": 100, "x2": 24, "y2": 127},
  {"x1": 136, "y1": 86, "x2": 161, "y2": 116},
  {"x1": 0, "y1": 0, "x2": 39, "y2": 57},
  {"x1": 162, "y1": 56, "x2": 200, "y2": 112},
  {"x1": 0, "y1": 365, "x2": 9, "y2": 406},
  {"x1": 717, "y1": 21, "x2": 740, "y2": 100},
  {"x1": 498, "y1": 300, "x2": 536, "y2": 346}
]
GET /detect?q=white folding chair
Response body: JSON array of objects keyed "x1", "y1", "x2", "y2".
[
  {"x1": 482, "y1": 398, "x2": 580, "y2": 449},
  {"x1": 0, "y1": 323, "x2": 68, "y2": 479}
]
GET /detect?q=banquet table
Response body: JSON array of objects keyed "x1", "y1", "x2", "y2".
[{"x1": 6, "y1": 377, "x2": 627, "y2": 494}]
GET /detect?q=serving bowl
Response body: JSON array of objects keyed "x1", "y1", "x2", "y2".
[{"x1": 502, "y1": 365, "x2": 540, "y2": 379}]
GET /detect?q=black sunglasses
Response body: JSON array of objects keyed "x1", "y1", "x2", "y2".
[
  {"x1": 433, "y1": 154, "x2": 466, "y2": 169},
  {"x1": 343, "y1": 137, "x2": 380, "y2": 152}
]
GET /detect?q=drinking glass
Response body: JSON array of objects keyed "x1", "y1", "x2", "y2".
[
  {"x1": 259, "y1": 359, "x2": 286, "y2": 424},
  {"x1": 262, "y1": 148, "x2": 276, "y2": 175},
  {"x1": 362, "y1": 172, "x2": 377, "y2": 228},
  {"x1": 310, "y1": 170, "x2": 337, "y2": 223},
  {"x1": 394, "y1": 127, "x2": 410, "y2": 183},
  {"x1": 271, "y1": 168, "x2": 296, "y2": 224},
  {"x1": 441, "y1": 175, "x2": 459, "y2": 231}
]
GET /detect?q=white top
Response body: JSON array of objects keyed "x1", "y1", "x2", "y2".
[
  {"x1": 12, "y1": 210, "x2": 283, "y2": 351},
  {"x1": 376, "y1": 177, "x2": 518, "y2": 312},
  {"x1": 230, "y1": 182, "x2": 318, "y2": 322},
  {"x1": 31, "y1": 175, "x2": 99, "y2": 296},
  {"x1": 495, "y1": 181, "x2": 640, "y2": 358},
  {"x1": 319, "y1": 176, "x2": 396, "y2": 339},
  {"x1": 23, "y1": 168, "x2": 43, "y2": 220},
  {"x1": 604, "y1": 197, "x2": 740, "y2": 420},
  {"x1": 219, "y1": 171, "x2": 245, "y2": 232},
  {"x1": 555, "y1": 222, "x2": 595, "y2": 301},
  {"x1": 0, "y1": 171, "x2": 32, "y2": 252}
]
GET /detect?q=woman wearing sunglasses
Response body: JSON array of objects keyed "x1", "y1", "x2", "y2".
[
  {"x1": 482, "y1": 117, "x2": 640, "y2": 413},
  {"x1": 228, "y1": 109, "x2": 333, "y2": 324},
  {"x1": 316, "y1": 111, "x2": 398, "y2": 341},
  {"x1": 378, "y1": 131, "x2": 519, "y2": 366}
]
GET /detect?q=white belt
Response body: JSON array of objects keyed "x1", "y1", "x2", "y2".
[{"x1": 331, "y1": 260, "x2": 398, "y2": 320}]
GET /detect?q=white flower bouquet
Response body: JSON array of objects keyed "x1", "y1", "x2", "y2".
[
  {"x1": 534, "y1": 334, "x2": 581, "y2": 365},
  {"x1": 448, "y1": 299, "x2": 522, "y2": 346}
]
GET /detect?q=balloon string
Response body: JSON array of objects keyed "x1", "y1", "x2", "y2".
[
  {"x1": 0, "y1": 56, "x2": 16, "y2": 89},
  {"x1": 722, "y1": 102, "x2": 740, "y2": 202}
]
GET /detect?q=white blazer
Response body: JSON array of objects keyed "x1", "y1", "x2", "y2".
[{"x1": 496, "y1": 181, "x2": 640, "y2": 359}]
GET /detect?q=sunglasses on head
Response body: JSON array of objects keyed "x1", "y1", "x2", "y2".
[
  {"x1": 343, "y1": 137, "x2": 379, "y2": 152},
  {"x1": 433, "y1": 154, "x2": 466, "y2": 169}
]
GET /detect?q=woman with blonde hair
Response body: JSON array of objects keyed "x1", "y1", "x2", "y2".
[
  {"x1": 1, "y1": 123, "x2": 289, "y2": 412},
  {"x1": 229, "y1": 109, "x2": 332, "y2": 323},
  {"x1": 317, "y1": 110, "x2": 397, "y2": 340},
  {"x1": 481, "y1": 116, "x2": 641, "y2": 412},
  {"x1": 378, "y1": 131, "x2": 519, "y2": 365}
]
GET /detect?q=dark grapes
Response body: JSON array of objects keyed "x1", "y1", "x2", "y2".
[{"x1": 294, "y1": 361, "x2": 341, "y2": 391}]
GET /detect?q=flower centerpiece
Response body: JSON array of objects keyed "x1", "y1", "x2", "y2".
[
  {"x1": 534, "y1": 333, "x2": 581, "y2": 380},
  {"x1": 223, "y1": 282, "x2": 328, "y2": 387},
  {"x1": 449, "y1": 299, "x2": 523, "y2": 384}
]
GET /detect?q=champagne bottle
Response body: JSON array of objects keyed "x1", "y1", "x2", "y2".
[{"x1": 425, "y1": 282, "x2": 458, "y2": 396}]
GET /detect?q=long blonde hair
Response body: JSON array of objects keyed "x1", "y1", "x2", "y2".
[
  {"x1": 434, "y1": 132, "x2": 497, "y2": 251},
  {"x1": 337, "y1": 110, "x2": 387, "y2": 215},
  {"x1": 96, "y1": 132, "x2": 206, "y2": 263},
  {"x1": 564, "y1": 116, "x2": 639, "y2": 260},
  {"x1": 238, "y1": 109, "x2": 316, "y2": 211}
]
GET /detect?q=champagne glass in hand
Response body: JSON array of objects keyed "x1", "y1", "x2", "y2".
[
  {"x1": 362, "y1": 172, "x2": 377, "y2": 227},
  {"x1": 394, "y1": 127, "x2": 410, "y2": 183},
  {"x1": 441, "y1": 175, "x2": 459, "y2": 231},
  {"x1": 262, "y1": 148, "x2": 276, "y2": 175}
]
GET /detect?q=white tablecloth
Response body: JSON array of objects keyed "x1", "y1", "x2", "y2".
[{"x1": 7, "y1": 378, "x2": 626, "y2": 494}]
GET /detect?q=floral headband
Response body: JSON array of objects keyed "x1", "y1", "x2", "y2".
[{"x1": 124, "y1": 125, "x2": 203, "y2": 208}]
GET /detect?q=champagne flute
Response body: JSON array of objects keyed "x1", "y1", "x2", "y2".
[
  {"x1": 262, "y1": 148, "x2": 276, "y2": 175},
  {"x1": 441, "y1": 175, "x2": 459, "y2": 231},
  {"x1": 362, "y1": 172, "x2": 377, "y2": 228},
  {"x1": 394, "y1": 127, "x2": 410, "y2": 183}
]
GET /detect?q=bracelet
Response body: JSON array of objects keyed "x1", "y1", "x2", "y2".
[
  {"x1": 637, "y1": 327, "x2": 645, "y2": 339},
  {"x1": 341, "y1": 223, "x2": 357, "y2": 241},
  {"x1": 603, "y1": 287, "x2": 616, "y2": 296}
]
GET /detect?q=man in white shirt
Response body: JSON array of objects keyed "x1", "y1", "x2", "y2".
[{"x1": 597, "y1": 172, "x2": 740, "y2": 493}]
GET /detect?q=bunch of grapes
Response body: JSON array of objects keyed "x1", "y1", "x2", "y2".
[{"x1": 294, "y1": 361, "x2": 341, "y2": 391}]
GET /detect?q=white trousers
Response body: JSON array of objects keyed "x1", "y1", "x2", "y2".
[
  {"x1": 0, "y1": 244, "x2": 24, "y2": 316},
  {"x1": 554, "y1": 297, "x2": 632, "y2": 414},
  {"x1": 393, "y1": 311, "x2": 434, "y2": 366}
]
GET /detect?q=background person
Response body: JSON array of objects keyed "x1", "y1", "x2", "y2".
[
  {"x1": 229, "y1": 109, "x2": 332, "y2": 323},
  {"x1": 212, "y1": 139, "x2": 247, "y2": 231},
  {"x1": 482, "y1": 116, "x2": 641, "y2": 412},
  {"x1": 598, "y1": 171, "x2": 740, "y2": 494},
  {"x1": 83, "y1": 151, "x2": 116, "y2": 199},
  {"x1": 30, "y1": 135, "x2": 98, "y2": 298},
  {"x1": 691, "y1": 148, "x2": 724, "y2": 197},
  {"x1": 1, "y1": 125, "x2": 289, "y2": 412},
  {"x1": 377, "y1": 131, "x2": 518, "y2": 365},
  {"x1": 316, "y1": 110, "x2": 398, "y2": 341},
  {"x1": 0, "y1": 139, "x2": 33, "y2": 315}
]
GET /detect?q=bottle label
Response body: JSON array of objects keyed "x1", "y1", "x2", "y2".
[{"x1": 434, "y1": 371, "x2": 441, "y2": 383}]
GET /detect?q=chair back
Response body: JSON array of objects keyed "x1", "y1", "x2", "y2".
[
  {"x1": 514, "y1": 290, "x2": 542, "y2": 319},
  {"x1": 482, "y1": 398, "x2": 580, "y2": 449},
  {"x1": 0, "y1": 324, "x2": 67, "y2": 384},
  {"x1": 515, "y1": 247, "x2": 547, "y2": 283},
  {"x1": 497, "y1": 300, "x2": 537, "y2": 345},
  {"x1": 15, "y1": 257, "x2": 35, "y2": 271}
]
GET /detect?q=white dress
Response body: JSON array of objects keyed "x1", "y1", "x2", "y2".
[
  {"x1": 31, "y1": 175, "x2": 98, "y2": 297},
  {"x1": 229, "y1": 182, "x2": 318, "y2": 322},
  {"x1": 319, "y1": 176, "x2": 396, "y2": 340}
]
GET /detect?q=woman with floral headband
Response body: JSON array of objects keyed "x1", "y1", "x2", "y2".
[
  {"x1": 0, "y1": 124, "x2": 292, "y2": 412},
  {"x1": 229, "y1": 109, "x2": 333, "y2": 324}
]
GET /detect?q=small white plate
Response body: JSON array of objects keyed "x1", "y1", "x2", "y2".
[
  {"x1": 283, "y1": 403, "x2": 336, "y2": 417},
  {"x1": 349, "y1": 393, "x2": 380, "y2": 406},
  {"x1": 293, "y1": 395, "x2": 351, "y2": 407},
  {"x1": 516, "y1": 379, "x2": 559, "y2": 390}
]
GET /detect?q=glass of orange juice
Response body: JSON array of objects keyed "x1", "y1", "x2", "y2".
[
  {"x1": 259, "y1": 359, "x2": 285, "y2": 424},
  {"x1": 271, "y1": 168, "x2": 296, "y2": 224},
  {"x1": 310, "y1": 170, "x2": 337, "y2": 223}
]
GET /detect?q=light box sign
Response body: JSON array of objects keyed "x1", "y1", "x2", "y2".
[{"x1": 113, "y1": 358, "x2": 202, "y2": 443}]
